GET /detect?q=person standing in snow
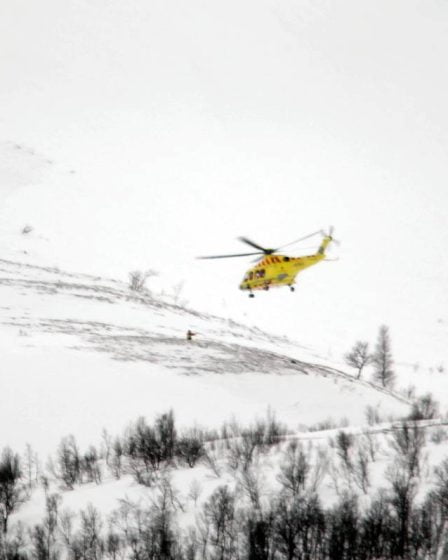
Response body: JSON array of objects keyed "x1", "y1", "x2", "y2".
[{"x1": 186, "y1": 329, "x2": 197, "y2": 341}]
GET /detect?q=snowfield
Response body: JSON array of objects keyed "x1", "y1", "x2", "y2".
[{"x1": 0, "y1": 257, "x2": 411, "y2": 457}]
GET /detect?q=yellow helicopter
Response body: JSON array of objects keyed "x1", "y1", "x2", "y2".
[{"x1": 199, "y1": 228, "x2": 337, "y2": 297}]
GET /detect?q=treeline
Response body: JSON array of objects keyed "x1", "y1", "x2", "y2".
[
  {"x1": 5, "y1": 465, "x2": 448, "y2": 560},
  {"x1": 48, "y1": 409, "x2": 290, "y2": 490},
  {"x1": 1, "y1": 409, "x2": 448, "y2": 559}
]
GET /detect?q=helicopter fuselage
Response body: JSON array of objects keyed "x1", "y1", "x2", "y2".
[{"x1": 239, "y1": 236, "x2": 331, "y2": 293}]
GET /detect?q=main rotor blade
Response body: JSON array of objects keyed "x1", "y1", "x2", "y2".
[
  {"x1": 238, "y1": 237, "x2": 271, "y2": 253},
  {"x1": 197, "y1": 251, "x2": 264, "y2": 260},
  {"x1": 277, "y1": 230, "x2": 323, "y2": 250}
]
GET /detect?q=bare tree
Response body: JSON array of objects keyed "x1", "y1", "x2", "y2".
[
  {"x1": 30, "y1": 493, "x2": 61, "y2": 560},
  {"x1": 202, "y1": 486, "x2": 238, "y2": 560},
  {"x1": 365, "y1": 404, "x2": 382, "y2": 426},
  {"x1": 388, "y1": 468, "x2": 418, "y2": 559},
  {"x1": 335, "y1": 431, "x2": 354, "y2": 472},
  {"x1": 101, "y1": 430, "x2": 112, "y2": 469},
  {"x1": 389, "y1": 423, "x2": 426, "y2": 480},
  {"x1": 244, "y1": 507, "x2": 275, "y2": 560},
  {"x1": 188, "y1": 479, "x2": 203, "y2": 507},
  {"x1": 372, "y1": 325, "x2": 395, "y2": 388},
  {"x1": 81, "y1": 446, "x2": 102, "y2": 485},
  {"x1": 277, "y1": 441, "x2": 310, "y2": 498},
  {"x1": 361, "y1": 430, "x2": 380, "y2": 462},
  {"x1": 226, "y1": 429, "x2": 259, "y2": 473},
  {"x1": 59, "y1": 508, "x2": 76, "y2": 548},
  {"x1": 155, "y1": 410, "x2": 177, "y2": 463},
  {"x1": 308, "y1": 446, "x2": 329, "y2": 493},
  {"x1": 125, "y1": 417, "x2": 161, "y2": 484},
  {"x1": 22, "y1": 444, "x2": 39, "y2": 498},
  {"x1": 170, "y1": 281, "x2": 188, "y2": 307},
  {"x1": 273, "y1": 491, "x2": 325, "y2": 560},
  {"x1": 56, "y1": 436, "x2": 81, "y2": 489},
  {"x1": 176, "y1": 430, "x2": 205, "y2": 468},
  {"x1": 203, "y1": 449, "x2": 222, "y2": 478},
  {"x1": 344, "y1": 341, "x2": 372, "y2": 379},
  {"x1": 128, "y1": 270, "x2": 158, "y2": 293},
  {"x1": 433, "y1": 457, "x2": 448, "y2": 514},
  {"x1": 109, "y1": 484, "x2": 181, "y2": 560},
  {"x1": 353, "y1": 443, "x2": 370, "y2": 494},
  {"x1": 239, "y1": 466, "x2": 263, "y2": 510},
  {"x1": 328, "y1": 493, "x2": 359, "y2": 560},
  {"x1": 109, "y1": 438, "x2": 123, "y2": 480},
  {"x1": 104, "y1": 530, "x2": 123, "y2": 560},
  {"x1": 71, "y1": 504, "x2": 104, "y2": 560},
  {"x1": 0, "y1": 447, "x2": 25, "y2": 534}
]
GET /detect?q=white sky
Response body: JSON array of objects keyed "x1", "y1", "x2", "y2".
[{"x1": 0, "y1": 0, "x2": 448, "y2": 376}]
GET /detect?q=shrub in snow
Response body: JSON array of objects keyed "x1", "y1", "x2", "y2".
[
  {"x1": 389, "y1": 423, "x2": 426, "y2": 480},
  {"x1": 408, "y1": 393, "x2": 439, "y2": 421},
  {"x1": 365, "y1": 404, "x2": 382, "y2": 426},
  {"x1": 122, "y1": 412, "x2": 180, "y2": 484},
  {"x1": 125, "y1": 420, "x2": 162, "y2": 484},
  {"x1": 55, "y1": 436, "x2": 81, "y2": 490},
  {"x1": 352, "y1": 442, "x2": 371, "y2": 494},
  {"x1": 21, "y1": 225, "x2": 33, "y2": 235},
  {"x1": 308, "y1": 417, "x2": 340, "y2": 432},
  {"x1": 430, "y1": 426, "x2": 447, "y2": 444},
  {"x1": 80, "y1": 446, "x2": 102, "y2": 485},
  {"x1": 176, "y1": 432, "x2": 205, "y2": 468},
  {"x1": 109, "y1": 437, "x2": 124, "y2": 480},
  {"x1": 155, "y1": 410, "x2": 177, "y2": 464},
  {"x1": 22, "y1": 443, "x2": 40, "y2": 499},
  {"x1": 128, "y1": 269, "x2": 158, "y2": 293},
  {"x1": 335, "y1": 430, "x2": 354, "y2": 472}
]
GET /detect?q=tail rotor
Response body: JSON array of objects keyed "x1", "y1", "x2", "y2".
[{"x1": 321, "y1": 225, "x2": 340, "y2": 245}]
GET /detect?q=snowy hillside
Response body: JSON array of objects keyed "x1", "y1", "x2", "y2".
[
  {"x1": 0, "y1": 257, "x2": 411, "y2": 457},
  {"x1": 1, "y1": 0, "x2": 448, "y2": 555},
  {"x1": 0, "y1": 257, "x2": 446, "y2": 557},
  {"x1": 1, "y1": 0, "x2": 447, "y2": 376}
]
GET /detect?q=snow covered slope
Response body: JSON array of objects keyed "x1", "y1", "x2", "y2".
[
  {"x1": 0, "y1": 0, "x2": 447, "y2": 379},
  {"x1": 0, "y1": 257, "x2": 410, "y2": 457}
]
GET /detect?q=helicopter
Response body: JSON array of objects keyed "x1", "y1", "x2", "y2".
[{"x1": 198, "y1": 228, "x2": 337, "y2": 297}]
